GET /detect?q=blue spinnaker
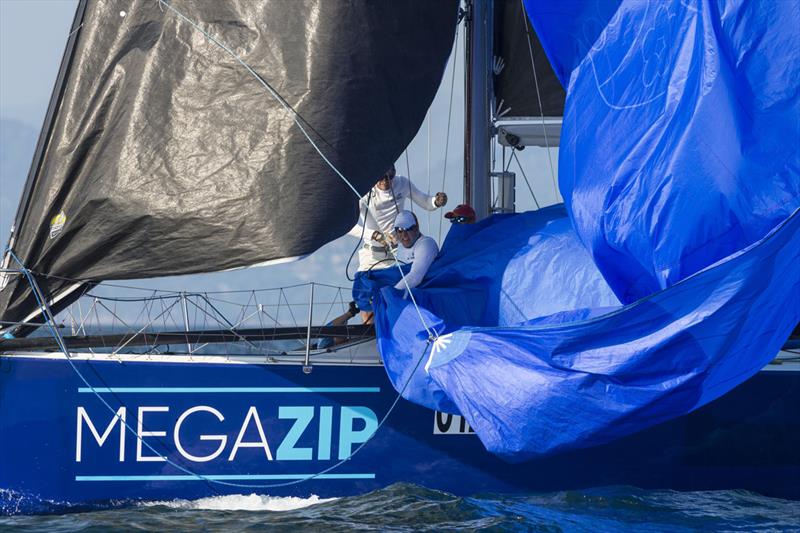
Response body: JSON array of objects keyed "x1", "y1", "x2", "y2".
[
  {"x1": 368, "y1": 206, "x2": 620, "y2": 413},
  {"x1": 526, "y1": 0, "x2": 800, "y2": 303},
  {"x1": 370, "y1": 0, "x2": 800, "y2": 460},
  {"x1": 425, "y1": 209, "x2": 799, "y2": 459},
  {"x1": 372, "y1": 208, "x2": 798, "y2": 458}
]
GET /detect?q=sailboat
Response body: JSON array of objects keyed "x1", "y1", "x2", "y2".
[{"x1": 1, "y1": 0, "x2": 798, "y2": 514}]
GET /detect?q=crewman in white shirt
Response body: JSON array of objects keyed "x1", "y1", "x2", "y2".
[
  {"x1": 350, "y1": 165, "x2": 446, "y2": 272},
  {"x1": 392, "y1": 210, "x2": 439, "y2": 291}
]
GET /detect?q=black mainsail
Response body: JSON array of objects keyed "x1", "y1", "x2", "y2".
[
  {"x1": 493, "y1": 0, "x2": 564, "y2": 119},
  {"x1": 0, "y1": 0, "x2": 458, "y2": 333}
]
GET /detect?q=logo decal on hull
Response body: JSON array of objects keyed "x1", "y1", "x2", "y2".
[{"x1": 74, "y1": 387, "x2": 380, "y2": 481}]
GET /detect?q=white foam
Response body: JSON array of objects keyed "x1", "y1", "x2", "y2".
[{"x1": 141, "y1": 493, "x2": 336, "y2": 512}]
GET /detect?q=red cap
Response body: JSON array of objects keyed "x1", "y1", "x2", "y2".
[{"x1": 445, "y1": 204, "x2": 476, "y2": 220}]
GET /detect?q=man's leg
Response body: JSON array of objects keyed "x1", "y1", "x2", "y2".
[
  {"x1": 329, "y1": 311, "x2": 351, "y2": 327},
  {"x1": 353, "y1": 247, "x2": 394, "y2": 327},
  {"x1": 319, "y1": 302, "x2": 361, "y2": 349},
  {"x1": 353, "y1": 248, "x2": 382, "y2": 325}
]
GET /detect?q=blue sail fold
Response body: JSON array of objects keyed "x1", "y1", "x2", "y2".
[
  {"x1": 370, "y1": 0, "x2": 800, "y2": 460},
  {"x1": 367, "y1": 207, "x2": 620, "y2": 414},
  {"x1": 425, "y1": 210, "x2": 799, "y2": 459},
  {"x1": 373, "y1": 208, "x2": 799, "y2": 459},
  {"x1": 526, "y1": 0, "x2": 800, "y2": 303}
]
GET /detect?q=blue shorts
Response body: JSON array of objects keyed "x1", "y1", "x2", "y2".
[
  {"x1": 351, "y1": 266, "x2": 409, "y2": 312},
  {"x1": 352, "y1": 271, "x2": 375, "y2": 311}
]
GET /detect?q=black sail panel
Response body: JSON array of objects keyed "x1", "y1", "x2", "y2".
[
  {"x1": 0, "y1": 0, "x2": 458, "y2": 330},
  {"x1": 493, "y1": 0, "x2": 564, "y2": 118}
]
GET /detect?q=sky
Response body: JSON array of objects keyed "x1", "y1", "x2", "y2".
[{"x1": 0, "y1": 0, "x2": 562, "y2": 324}]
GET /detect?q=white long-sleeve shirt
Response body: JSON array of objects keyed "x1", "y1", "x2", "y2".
[
  {"x1": 348, "y1": 176, "x2": 438, "y2": 244},
  {"x1": 394, "y1": 235, "x2": 439, "y2": 290}
]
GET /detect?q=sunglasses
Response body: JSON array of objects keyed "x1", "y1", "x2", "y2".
[
  {"x1": 394, "y1": 225, "x2": 417, "y2": 233},
  {"x1": 449, "y1": 216, "x2": 470, "y2": 224}
]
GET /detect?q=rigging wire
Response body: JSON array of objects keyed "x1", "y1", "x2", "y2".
[
  {"x1": 437, "y1": 20, "x2": 462, "y2": 244},
  {"x1": 17, "y1": 269, "x2": 351, "y2": 296},
  {"x1": 404, "y1": 149, "x2": 414, "y2": 215},
  {"x1": 512, "y1": 150, "x2": 541, "y2": 209},
  {"x1": 426, "y1": 110, "x2": 432, "y2": 235},
  {"x1": 345, "y1": 190, "x2": 373, "y2": 282},
  {"x1": 519, "y1": 0, "x2": 559, "y2": 202}
]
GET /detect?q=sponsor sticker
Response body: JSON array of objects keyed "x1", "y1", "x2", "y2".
[{"x1": 50, "y1": 210, "x2": 67, "y2": 239}]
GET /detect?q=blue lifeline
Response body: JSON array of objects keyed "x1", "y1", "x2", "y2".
[{"x1": 369, "y1": 0, "x2": 800, "y2": 460}]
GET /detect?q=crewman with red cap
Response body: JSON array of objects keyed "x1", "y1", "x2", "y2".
[{"x1": 444, "y1": 204, "x2": 476, "y2": 225}]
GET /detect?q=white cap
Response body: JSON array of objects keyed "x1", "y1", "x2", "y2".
[{"x1": 394, "y1": 210, "x2": 417, "y2": 231}]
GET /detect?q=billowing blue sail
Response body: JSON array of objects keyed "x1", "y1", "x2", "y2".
[
  {"x1": 365, "y1": 206, "x2": 620, "y2": 413},
  {"x1": 371, "y1": 0, "x2": 800, "y2": 459},
  {"x1": 525, "y1": 0, "x2": 800, "y2": 303},
  {"x1": 372, "y1": 208, "x2": 798, "y2": 458}
]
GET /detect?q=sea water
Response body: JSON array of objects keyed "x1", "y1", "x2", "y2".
[{"x1": 1, "y1": 484, "x2": 798, "y2": 532}]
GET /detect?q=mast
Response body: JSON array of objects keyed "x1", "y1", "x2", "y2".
[{"x1": 463, "y1": 0, "x2": 493, "y2": 220}]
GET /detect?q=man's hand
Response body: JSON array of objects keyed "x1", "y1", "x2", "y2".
[
  {"x1": 434, "y1": 192, "x2": 448, "y2": 207},
  {"x1": 371, "y1": 230, "x2": 387, "y2": 245}
]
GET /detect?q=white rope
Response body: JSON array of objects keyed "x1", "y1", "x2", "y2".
[
  {"x1": 386, "y1": 247, "x2": 438, "y2": 341},
  {"x1": 159, "y1": 0, "x2": 362, "y2": 199},
  {"x1": 157, "y1": 0, "x2": 438, "y2": 340}
]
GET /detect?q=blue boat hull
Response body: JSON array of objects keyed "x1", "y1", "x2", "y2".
[{"x1": 1, "y1": 354, "x2": 798, "y2": 513}]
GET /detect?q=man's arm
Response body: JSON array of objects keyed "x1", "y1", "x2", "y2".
[
  {"x1": 394, "y1": 238, "x2": 439, "y2": 290},
  {"x1": 403, "y1": 177, "x2": 446, "y2": 211}
]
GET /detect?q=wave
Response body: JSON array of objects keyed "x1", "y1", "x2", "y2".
[{"x1": 140, "y1": 493, "x2": 336, "y2": 512}]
